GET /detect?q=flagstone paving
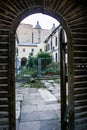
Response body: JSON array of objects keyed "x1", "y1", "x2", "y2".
[{"x1": 16, "y1": 79, "x2": 61, "y2": 130}]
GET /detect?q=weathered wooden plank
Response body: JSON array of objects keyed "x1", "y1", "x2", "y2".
[
  {"x1": 22, "y1": 0, "x2": 29, "y2": 8},
  {"x1": 63, "y1": 1, "x2": 79, "y2": 17},
  {"x1": 0, "y1": 64, "x2": 8, "y2": 70},
  {"x1": 0, "y1": 93, "x2": 9, "y2": 98},
  {"x1": 0, "y1": 37, "x2": 9, "y2": 42},
  {"x1": 75, "y1": 118, "x2": 87, "y2": 125},
  {"x1": 72, "y1": 33, "x2": 87, "y2": 39},
  {"x1": 75, "y1": 112, "x2": 87, "y2": 119},
  {"x1": 75, "y1": 123, "x2": 87, "y2": 130},
  {"x1": 74, "y1": 69, "x2": 87, "y2": 75},
  {"x1": 74, "y1": 51, "x2": 87, "y2": 57},
  {"x1": 74, "y1": 88, "x2": 87, "y2": 94},
  {"x1": 0, "y1": 51, "x2": 8, "y2": 56},
  {"x1": 67, "y1": 5, "x2": 86, "y2": 19},
  {"x1": 0, "y1": 125, "x2": 9, "y2": 130},
  {"x1": 75, "y1": 100, "x2": 87, "y2": 107},
  {"x1": 73, "y1": 58, "x2": 87, "y2": 64},
  {"x1": 75, "y1": 106, "x2": 87, "y2": 113},
  {"x1": 18, "y1": 0, "x2": 27, "y2": 9},
  {"x1": 0, "y1": 57, "x2": 8, "y2": 63},
  {"x1": 0, "y1": 106, "x2": 9, "y2": 111},
  {"x1": 0, "y1": 6, "x2": 16, "y2": 19},
  {"x1": 74, "y1": 81, "x2": 87, "y2": 88},
  {"x1": 0, "y1": 100, "x2": 8, "y2": 106},
  {"x1": 73, "y1": 45, "x2": 87, "y2": 51},
  {"x1": 0, "y1": 85, "x2": 8, "y2": 91},
  {"x1": 73, "y1": 38, "x2": 87, "y2": 44},
  {"x1": 70, "y1": 21, "x2": 87, "y2": 28},
  {"x1": 68, "y1": 15, "x2": 87, "y2": 25},
  {"x1": 0, "y1": 72, "x2": 8, "y2": 77},
  {"x1": 0, "y1": 118, "x2": 9, "y2": 125},
  {"x1": 0, "y1": 19, "x2": 12, "y2": 25},
  {"x1": 74, "y1": 64, "x2": 87, "y2": 69},
  {"x1": 74, "y1": 75, "x2": 87, "y2": 82},
  {"x1": 0, "y1": 112, "x2": 9, "y2": 118},
  {"x1": 0, "y1": 23, "x2": 10, "y2": 30},
  {"x1": 0, "y1": 12, "x2": 15, "y2": 22},
  {"x1": 12, "y1": 0, "x2": 25, "y2": 11},
  {"x1": 0, "y1": 0, "x2": 18, "y2": 16},
  {"x1": 71, "y1": 27, "x2": 87, "y2": 33},
  {"x1": 0, "y1": 16, "x2": 13, "y2": 24},
  {"x1": 57, "y1": 0, "x2": 68, "y2": 13},
  {"x1": 6, "y1": 0, "x2": 22, "y2": 13},
  {"x1": 0, "y1": 79, "x2": 8, "y2": 84},
  {"x1": 0, "y1": 30, "x2": 9, "y2": 35},
  {"x1": 75, "y1": 94, "x2": 87, "y2": 100}
]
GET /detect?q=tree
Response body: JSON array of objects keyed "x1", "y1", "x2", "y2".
[
  {"x1": 27, "y1": 51, "x2": 52, "y2": 69},
  {"x1": 27, "y1": 53, "x2": 37, "y2": 68},
  {"x1": 36, "y1": 51, "x2": 52, "y2": 69}
]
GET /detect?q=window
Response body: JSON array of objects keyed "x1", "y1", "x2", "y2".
[
  {"x1": 56, "y1": 53, "x2": 58, "y2": 62},
  {"x1": 46, "y1": 45, "x2": 48, "y2": 51},
  {"x1": 51, "y1": 41, "x2": 52, "y2": 50},
  {"x1": 53, "y1": 46, "x2": 55, "y2": 50},
  {"x1": 38, "y1": 37, "x2": 40, "y2": 43},
  {"x1": 55, "y1": 37, "x2": 57, "y2": 46},
  {"x1": 48, "y1": 44, "x2": 49, "y2": 50},
  {"x1": 40, "y1": 49, "x2": 42, "y2": 52},
  {"x1": 23, "y1": 48, "x2": 25, "y2": 52},
  {"x1": 31, "y1": 48, "x2": 34, "y2": 52}
]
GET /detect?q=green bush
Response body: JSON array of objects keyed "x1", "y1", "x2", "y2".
[
  {"x1": 42, "y1": 62, "x2": 60, "y2": 75},
  {"x1": 27, "y1": 51, "x2": 52, "y2": 69},
  {"x1": 37, "y1": 52, "x2": 52, "y2": 69}
]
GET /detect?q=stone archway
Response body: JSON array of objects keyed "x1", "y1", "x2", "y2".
[{"x1": 0, "y1": 1, "x2": 87, "y2": 130}]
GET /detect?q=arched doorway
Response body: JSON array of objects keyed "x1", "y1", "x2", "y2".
[
  {"x1": 21, "y1": 57, "x2": 27, "y2": 67},
  {"x1": 0, "y1": 1, "x2": 87, "y2": 130}
]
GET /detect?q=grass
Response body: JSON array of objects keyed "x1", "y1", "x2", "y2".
[
  {"x1": 16, "y1": 67, "x2": 37, "y2": 78},
  {"x1": 20, "y1": 79, "x2": 46, "y2": 88}
]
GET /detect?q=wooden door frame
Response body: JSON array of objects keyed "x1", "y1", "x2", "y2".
[{"x1": 60, "y1": 27, "x2": 67, "y2": 130}]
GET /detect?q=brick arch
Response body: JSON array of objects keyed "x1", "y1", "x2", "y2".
[{"x1": 0, "y1": 1, "x2": 87, "y2": 130}]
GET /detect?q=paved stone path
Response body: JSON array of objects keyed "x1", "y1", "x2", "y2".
[{"x1": 16, "y1": 80, "x2": 61, "y2": 130}]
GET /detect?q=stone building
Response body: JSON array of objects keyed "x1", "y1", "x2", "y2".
[
  {"x1": 16, "y1": 21, "x2": 51, "y2": 67},
  {"x1": 44, "y1": 25, "x2": 67, "y2": 63},
  {"x1": 16, "y1": 21, "x2": 51, "y2": 44}
]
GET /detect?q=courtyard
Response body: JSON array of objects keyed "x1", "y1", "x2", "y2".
[{"x1": 16, "y1": 79, "x2": 61, "y2": 130}]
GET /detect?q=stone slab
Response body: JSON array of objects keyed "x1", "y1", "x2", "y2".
[
  {"x1": 19, "y1": 121, "x2": 41, "y2": 130},
  {"x1": 38, "y1": 110, "x2": 58, "y2": 120},
  {"x1": 41, "y1": 119, "x2": 61, "y2": 130},
  {"x1": 38, "y1": 88, "x2": 57, "y2": 103},
  {"x1": 46, "y1": 103, "x2": 60, "y2": 110},
  {"x1": 20, "y1": 112, "x2": 40, "y2": 122},
  {"x1": 54, "y1": 110, "x2": 61, "y2": 119},
  {"x1": 21, "y1": 105, "x2": 37, "y2": 112},
  {"x1": 29, "y1": 88, "x2": 38, "y2": 93},
  {"x1": 31, "y1": 100, "x2": 45, "y2": 105},
  {"x1": 47, "y1": 80, "x2": 54, "y2": 83},
  {"x1": 37, "y1": 104, "x2": 52, "y2": 112}
]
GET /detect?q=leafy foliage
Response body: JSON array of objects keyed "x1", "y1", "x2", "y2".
[
  {"x1": 27, "y1": 51, "x2": 52, "y2": 69},
  {"x1": 37, "y1": 51, "x2": 52, "y2": 69}
]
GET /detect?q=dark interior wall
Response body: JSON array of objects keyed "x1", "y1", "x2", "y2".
[{"x1": 0, "y1": 0, "x2": 87, "y2": 130}]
